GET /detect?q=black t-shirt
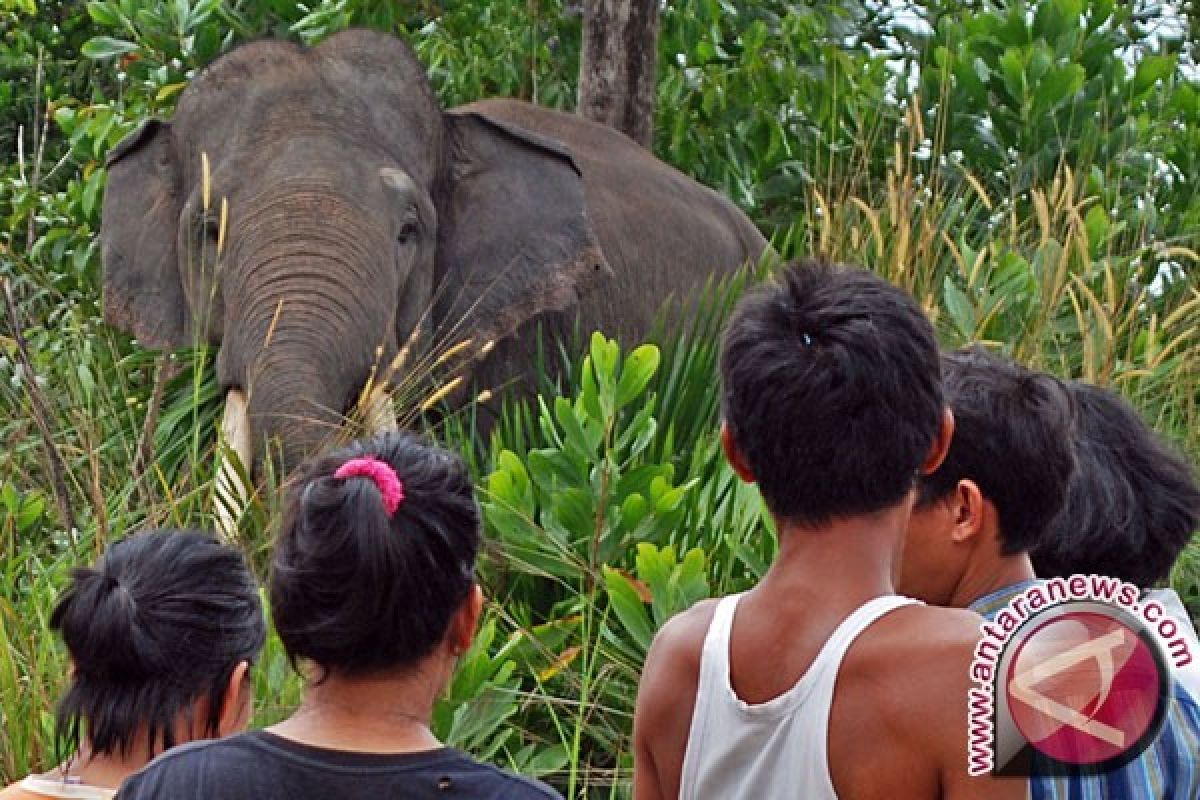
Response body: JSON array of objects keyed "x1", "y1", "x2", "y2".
[{"x1": 116, "y1": 731, "x2": 562, "y2": 799}]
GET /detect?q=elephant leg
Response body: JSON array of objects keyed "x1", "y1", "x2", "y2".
[{"x1": 214, "y1": 388, "x2": 252, "y2": 541}]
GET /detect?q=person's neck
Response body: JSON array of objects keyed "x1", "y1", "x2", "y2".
[
  {"x1": 755, "y1": 502, "x2": 910, "y2": 616},
  {"x1": 269, "y1": 662, "x2": 448, "y2": 754},
  {"x1": 949, "y1": 530, "x2": 1036, "y2": 609},
  {"x1": 45, "y1": 741, "x2": 154, "y2": 789}
]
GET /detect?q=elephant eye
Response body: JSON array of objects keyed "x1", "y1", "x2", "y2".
[{"x1": 397, "y1": 217, "x2": 418, "y2": 245}]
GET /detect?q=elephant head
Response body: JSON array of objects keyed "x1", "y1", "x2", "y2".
[{"x1": 103, "y1": 30, "x2": 610, "y2": 473}]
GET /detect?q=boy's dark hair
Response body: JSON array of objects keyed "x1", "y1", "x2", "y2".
[
  {"x1": 271, "y1": 431, "x2": 480, "y2": 675},
  {"x1": 916, "y1": 346, "x2": 1076, "y2": 555},
  {"x1": 51, "y1": 529, "x2": 264, "y2": 758},
  {"x1": 1031, "y1": 382, "x2": 1200, "y2": 586},
  {"x1": 719, "y1": 259, "x2": 944, "y2": 526}
]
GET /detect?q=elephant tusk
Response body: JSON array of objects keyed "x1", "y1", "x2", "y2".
[
  {"x1": 214, "y1": 388, "x2": 253, "y2": 541},
  {"x1": 359, "y1": 385, "x2": 399, "y2": 435}
]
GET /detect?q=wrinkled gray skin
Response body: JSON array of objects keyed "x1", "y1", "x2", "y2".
[{"x1": 102, "y1": 29, "x2": 767, "y2": 473}]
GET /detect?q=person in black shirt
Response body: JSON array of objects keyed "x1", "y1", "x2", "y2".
[{"x1": 118, "y1": 432, "x2": 560, "y2": 800}]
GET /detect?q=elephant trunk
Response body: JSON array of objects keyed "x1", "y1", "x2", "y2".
[
  {"x1": 220, "y1": 186, "x2": 399, "y2": 474},
  {"x1": 244, "y1": 358, "x2": 345, "y2": 474}
]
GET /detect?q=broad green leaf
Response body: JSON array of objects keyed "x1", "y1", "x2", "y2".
[
  {"x1": 1084, "y1": 205, "x2": 1110, "y2": 253},
  {"x1": 1134, "y1": 55, "x2": 1174, "y2": 96},
  {"x1": 81, "y1": 36, "x2": 139, "y2": 60},
  {"x1": 604, "y1": 566, "x2": 656, "y2": 652},
  {"x1": 615, "y1": 344, "x2": 660, "y2": 409},
  {"x1": 998, "y1": 48, "x2": 1026, "y2": 104},
  {"x1": 942, "y1": 277, "x2": 976, "y2": 340},
  {"x1": 1033, "y1": 65, "x2": 1084, "y2": 113}
]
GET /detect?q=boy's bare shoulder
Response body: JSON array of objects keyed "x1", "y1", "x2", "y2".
[
  {"x1": 864, "y1": 603, "x2": 984, "y2": 667},
  {"x1": 645, "y1": 597, "x2": 721, "y2": 672},
  {"x1": 638, "y1": 597, "x2": 726, "y2": 709},
  {"x1": 635, "y1": 598, "x2": 721, "y2": 741},
  {"x1": 845, "y1": 603, "x2": 985, "y2": 713}
]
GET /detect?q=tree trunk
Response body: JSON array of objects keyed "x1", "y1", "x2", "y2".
[{"x1": 578, "y1": 0, "x2": 659, "y2": 149}]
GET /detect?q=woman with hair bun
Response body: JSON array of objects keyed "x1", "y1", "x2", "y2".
[
  {"x1": 1, "y1": 529, "x2": 265, "y2": 800},
  {"x1": 118, "y1": 432, "x2": 560, "y2": 800}
]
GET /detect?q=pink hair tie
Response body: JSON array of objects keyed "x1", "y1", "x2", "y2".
[{"x1": 334, "y1": 457, "x2": 405, "y2": 518}]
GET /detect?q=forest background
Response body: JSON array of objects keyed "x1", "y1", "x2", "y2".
[{"x1": 2, "y1": 0, "x2": 1199, "y2": 795}]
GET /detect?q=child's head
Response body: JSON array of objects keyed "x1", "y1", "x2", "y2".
[
  {"x1": 899, "y1": 348, "x2": 1076, "y2": 605},
  {"x1": 271, "y1": 431, "x2": 481, "y2": 677},
  {"x1": 51, "y1": 529, "x2": 264, "y2": 758},
  {"x1": 719, "y1": 259, "x2": 946, "y2": 526},
  {"x1": 1031, "y1": 381, "x2": 1200, "y2": 586},
  {"x1": 915, "y1": 346, "x2": 1077, "y2": 554}
]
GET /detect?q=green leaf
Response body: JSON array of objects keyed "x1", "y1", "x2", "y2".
[
  {"x1": 1134, "y1": 55, "x2": 1174, "y2": 96},
  {"x1": 549, "y1": 488, "x2": 595, "y2": 541},
  {"x1": 527, "y1": 448, "x2": 580, "y2": 492},
  {"x1": 998, "y1": 48, "x2": 1027, "y2": 104},
  {"x1": 942, "y1": 278, "x2": 976, "y2": 340},
  {"x1": 1088, "y1": 0, "x2": 1114, "y2": 30},
  {"x1": 86, "y1": 1, "x2": 119, "y2": 25},
  {"x1": 554, "y1": 396, "x2": 596, "y2": 461},
  {"x1": 1028, "y1": 45, "x2": 1051, "y2": 82},
  {"x1": 677, "y1": 548, "x2": 711, "y2": 607},
  {"x1": 654, "y1": 485, "x2": 686, "y2": 515},
  {"x1": 81, "y1": 36, "x2": 139, "y2": 60},
  {"x1": 53, "y1": 107, "x2": 77, "y2": 136},
  {"x1": 493, "y1": 450, "x2": 531, "y2": 510},
  {"x1": 16, "y1": 496, "x2": 46, "y2": 534},
  {"x1": 620, "y1": 493, "x2": 650, "y2": 531},
  {"x1": 1084, "y1": 205, "x2": 1110, "y2": 252},
  {"x1": 155, "y1": 82, "x2": 187, "y2": 102},
  {"x1": 484, "y1": 503, "x2": 536, "y2": 545},
  {"x1": 82, "y1": 168, "x2": 105, "y2": 220},
  {"x1": 525, "y1": 743, "x2": 570, "y2": 777},
  {"x1": 1033, "y1": 65, "x2": 1084, "y2": 113},
  {"x1": 615, "y1": 344, "x2": 661, "y2": 409},
  {"x1": 589, "y1": 331, "x2": 618, "y2": 387},
  {"x1": 972, "y1": 56, "x2": 991, "y2": 86},
  {"x1": 604, "y1": 566, "x2": 656, "y2": 652},
  {"x1": 579, "y1": 355, "x2": 603, "y2": 421},
  {"x1": 637, "y1": 543, "x2": 674, "y2": 598}
]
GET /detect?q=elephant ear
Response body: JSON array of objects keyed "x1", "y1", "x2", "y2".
[
  {"x1": 101, "y1": 119, "x2": 188, "y2": 350},
  {"x1": 435, "y1": 111, "x2": 613, "y2": 351}
]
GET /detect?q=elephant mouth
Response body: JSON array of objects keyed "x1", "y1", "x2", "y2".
[{"x1": 212, "y1": 378, "x2": 399, "y2": 538}]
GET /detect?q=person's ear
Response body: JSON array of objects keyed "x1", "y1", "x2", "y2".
[
  {"x1": 920, "y1": 408, "x2": 955, "y2": 475},
  {"x1": 216, "y1": 660, "x2": 253, "y2": 736},
  {"x1": 721, "y1": 422, "x2": 756, "y2": 483},
  {"x1": 448, "y1": 584, "x2": 485, "y2": 657},
  {"x1": 949, "y1": 480, "x2": 985, "y2": 544}
]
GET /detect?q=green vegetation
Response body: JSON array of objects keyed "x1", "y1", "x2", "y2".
[{"x1": 2, "y1": 0, "x2": 1198, "y2": 795}]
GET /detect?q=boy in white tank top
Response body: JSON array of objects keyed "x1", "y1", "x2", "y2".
[{"x1": 632, "y1": 260, "x2": 1024, "y2": 800}]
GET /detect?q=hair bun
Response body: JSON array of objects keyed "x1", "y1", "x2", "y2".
[{"x1": 56, "y1": 565, "x2": 159, "y2": 681}]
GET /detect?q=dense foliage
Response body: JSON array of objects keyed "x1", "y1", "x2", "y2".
[{"x1": 2, "y1": 0, "x2": 1198, "y2": 794}]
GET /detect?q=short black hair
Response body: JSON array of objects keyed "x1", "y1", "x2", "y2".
[
  {"x1": 51, "y1": 529, "x2": 264, "y2": 758},
  {"x1": 271, "y1": 431, "x2": 480, "y2": 675},
  {"x1": 916, "y1": 346, "x2": 1076, "y2": 555},
  {"x1": 720, "y1": 259, "x2": 944, "y2": 525},
  {"x1": 1031, "y1": 382, "x2": 1200, "y2": 585}
]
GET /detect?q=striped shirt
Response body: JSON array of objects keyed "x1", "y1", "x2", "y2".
[{"x1": 971, "y1": 582, "x2": 1200, "y2": 799}]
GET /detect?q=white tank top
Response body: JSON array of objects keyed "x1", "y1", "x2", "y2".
[{"x1": 679, "y1": 593, "x2": 921, "y2": 800}]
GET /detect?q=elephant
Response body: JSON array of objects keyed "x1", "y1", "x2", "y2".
[{"x1": 102, "y1": 28, "x2": 768, "y2": 480}]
